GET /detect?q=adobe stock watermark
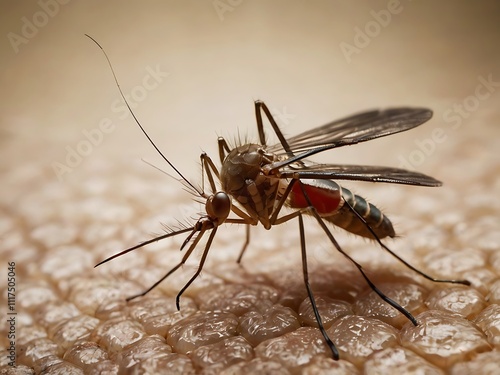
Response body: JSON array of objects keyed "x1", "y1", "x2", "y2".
[
  {"x1": 272, "y1": 106, "x2": 296, "y2": 126},
  {"x1": 7, "y1": 0, "x2": 72, "y2": 54},
  {"x1": 339, "y1": 0, "x2": 408, "y2": 63},
  {"x1": 398, "y1": 73, "x2": 499, "y2": 170},
  {"x1": 213, "y1": 0, "x2": 244, "y2": 21},
  {"x1": 51, "y1": 65, "x2": 170, "y2": 181}
]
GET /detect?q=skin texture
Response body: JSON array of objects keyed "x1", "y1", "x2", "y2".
[
  {"x1": 1, "y1": 1, "x2": 499, "y2": 373},
  {"x1": 1, "y1": 100, "x2": 499, "y2": 374}
]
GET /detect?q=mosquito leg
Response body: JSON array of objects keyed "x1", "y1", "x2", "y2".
[
  {"x1": 95, "y1": 227, "x2": 194, "y2": 268},
  {"x1": 295, "y1": 182, "x2": 418, "y2": 326},
  {"x1": 228, "y1": 205, "x2": 258, "y2": 225},
  {"x1": 341, "y1": 198, "x2": 471, "y2": 286},
  {"x1": 225, "y1": 219, "x2": 256, "y2": 264},
  {"x1": 270, "y1": 179, "x2": 298, "y2": 224},
  {"x1": 254, "y1": 100, "x2": 267, "y2": 146},
  {"x1": 199, "y1": 153, "x2": 207, "y2": 194},
  {"x1": 200, "y1": 153, "x2": 219, "y2": 194},
  {"x1": 175, "y1": 226, "x2": 218, "y2": 310},
  {"x1": 126, "y1": 263, "x2": 183, "y2": 302},
  {"x1": 218, "y1": 136, "x2": 231, "y2": 164},
  {"x1": 254, "y1": 100, "x2": 293, "y2": 154},
  {"x1": 306, "y1": 205, "x2": 418, "y2": 326},
  {"x1": 126, "y1": 223, "x2": 207, "y2": 302},
  {"x1": 236, "y1": 225, "x2": 251, "y2": 264},
  {"x1": 298, "y1": 214, "x2": 339, "y2": 359}
]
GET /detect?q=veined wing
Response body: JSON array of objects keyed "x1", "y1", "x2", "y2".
[
  {"x1": 277, "y1": 162, "x2": 442, "y2": 187},
  {"x1": 267, "y1": 107, "x2": 432, "y2": 154}
]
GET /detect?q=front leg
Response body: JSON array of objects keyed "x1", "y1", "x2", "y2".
[
  {"x1": 200, "y1": 152, "x2": 222, "y2": 194},
  {"x1": 218, "y1": 136, "x2": 231, "y2": 164},
  {"x1": 254, "y1": 100, "x2": 293, "y2": 154}
]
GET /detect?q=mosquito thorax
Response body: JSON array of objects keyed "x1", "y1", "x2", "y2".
[
  {"x1": 220, "y1": 143, "x2": 282, "y2": 228},
  {"x1": 206, "y1": 192, "x2": 231, "y2": 223},
  {"x1": 221, "y1": 144, "x2": 267, "y2": 191}
]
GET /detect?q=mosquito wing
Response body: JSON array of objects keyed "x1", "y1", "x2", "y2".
[
  {"x1": 278, "y1": 161, "x2": 442, "y2": 187},
  {"x1": 267, "y1": 107, "x2": 432, "y2": 154}
]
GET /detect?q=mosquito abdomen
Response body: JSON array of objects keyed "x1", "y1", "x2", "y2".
[{"x1": 325, "y1": 187, "x2": 395, "y2": 239}]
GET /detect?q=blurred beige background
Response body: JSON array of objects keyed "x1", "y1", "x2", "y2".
[
  {"x1": 1, "y1": 0, "x2": 498, "y2": 174},
  {"x1": 1, "y1": 1, "x2": 499, "y2": 373}
]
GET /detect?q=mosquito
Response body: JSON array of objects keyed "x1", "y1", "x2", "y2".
[{"x1": 86, "y1": 35, "x2": 470, "y2": 360}]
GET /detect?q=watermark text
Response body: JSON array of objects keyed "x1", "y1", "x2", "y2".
[
  {"x1": 7, "y1": 0, "x2": 72, "y2": 54},
  {"x1": 6, "y1": 262, "x2": 17, "y2": 367},
  {"x1": 51, "y1": 65, "x2": 170, "y2": 181},
  {"x1": 398, "y1": 73, "x2": 499, "y2": 169}
]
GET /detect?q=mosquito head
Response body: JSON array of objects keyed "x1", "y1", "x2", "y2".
[{"x1": 206, "y1": 191, "x2": 231, "y2": 223}]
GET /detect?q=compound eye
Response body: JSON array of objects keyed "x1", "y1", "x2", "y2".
[{"x1": 206, "y1": 192, "x2": 231, "y2": 222}]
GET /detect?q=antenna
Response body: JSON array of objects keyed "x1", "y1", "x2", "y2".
[{"x1": 85, "y1": 34, "x2": 200, "y2": 194}]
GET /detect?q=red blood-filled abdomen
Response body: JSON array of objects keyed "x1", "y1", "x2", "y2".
[{"x1": 288, "y1": 179, "x2": 342, "y2": 215}]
